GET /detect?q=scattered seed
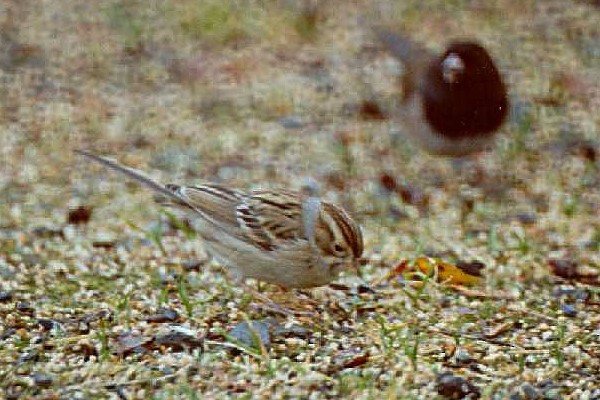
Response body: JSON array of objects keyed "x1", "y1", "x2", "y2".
[
  {"x1": 358, "y1": 100, "x2": 386, "y2": 120},
  {"x1": 67, "y1": 205, "x2": 93, "y2": 225}
]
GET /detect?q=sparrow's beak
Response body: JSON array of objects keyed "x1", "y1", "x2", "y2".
[
  {"x1": 442, "y1": 53, "x2": 465, "y2": 84},
  {"x1": 352, "y1": 257, "x2": 367, "y2": 279}
]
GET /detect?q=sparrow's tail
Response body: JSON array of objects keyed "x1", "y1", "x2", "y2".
[{"x1": 74, "y1": 150, "x2": 192, "y2": 209}]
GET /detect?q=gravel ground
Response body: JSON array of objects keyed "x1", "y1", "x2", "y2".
[{"x1": 0, "y1": 1, "x2": 598, "y2": 398}]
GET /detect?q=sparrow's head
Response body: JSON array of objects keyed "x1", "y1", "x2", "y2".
[{"x1": 312, "y1": 202, "x2": 364, "y2": 278}]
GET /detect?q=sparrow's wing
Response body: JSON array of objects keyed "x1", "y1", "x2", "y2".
[
  {"x1": 182, "y1": 186, "x2": 321, "y2": 253},
  {"x1": 170, "y1": 183, "x2": 245, "y2": 231},
  {"x1": 236, "y1": 189, "x2": 307, "y2": 251}
]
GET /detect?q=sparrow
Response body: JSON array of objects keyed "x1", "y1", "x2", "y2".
[
  {"x1": 376, "y1": 28, "x2": 509, "y2": 156},
  {"x1": 75, "y1": 150, "x2": 363, "y2": 289}
]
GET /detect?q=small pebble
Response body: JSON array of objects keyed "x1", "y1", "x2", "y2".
[
  {"x1": 116, "y1": 333, "x2": 150, "y2": 357},
  {"x1": 78, "y1": 322, "x2": 90, "y2": 334},
  {"x1": 5, "y1": 385, "x2": 23, "y2": 400},
  {"x1": 521, "y1": 383, "x2": 539, "y2": 400},
  {"x1": 154, "y1": 326, "x2": 203, "y2": 351},
  {"x1": 18, "y1": 351, "x2": 39, "y2": 363},
  {"x1": 30, "y1": 226, "x2": 64, "y2": 239},
  {"x1": 436, "y1": 372, "x2": 480, "y2": 399},
  {"x1": 0, "y1": 291, "x2": 13, "y2": 302},
  {"x1": 146, "y1": 308, "x2": 179, "y2": 323},
  {"x1": 30, "y1": 335, "x2": 44, "y2": 345},
  {"x1": 515, "y1": 212, "x2": 537, "y2": 225},
  {"x1": 15, "y1": 302, "x2": 35, "y2": 315},
  {"x1": 358, "y1": 100, "x2": 386, "y2": 120},
  {"x1": 21, "y1": 254, "x2": 43, "y2": 267},
  {"x1": 32, "y1": 372, "x2": 53, "y2": 388},
  {"x1": 274, "y1": 324, "x2": 311, "y2": 339},
  {"x1": 552, "y1": 287, "x2": 589, "y2": 301},
  {"x1": 0, "y1": 328, "x2": 17, "y2": 341},
  {"x1": 230, "y1": 320, "x2": 272, "y2": 351},
  {"x1": 278, "y1": 115, "x2": 304, "y2": 129},
  {"x1": 37, "y1": 319, "x2": 57, "y2": 331},
  {"x1": 182, "y1": 260, "x2": 204, "y2": 272},
  {"x1": 454, "y1": 348, "x2": 474, "y2": 364},
  {"x1": 542, "y1": 389, "x2": 561, "y2": 400},
  {"x1": 561, "y1": 304, "x2": 577, "y2": 317}
]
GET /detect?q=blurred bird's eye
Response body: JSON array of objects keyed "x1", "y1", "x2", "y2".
[{"x1": 442, "y1": 53, "x2": 465, "y2": 83}]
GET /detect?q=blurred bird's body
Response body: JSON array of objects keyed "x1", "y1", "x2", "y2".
[{"x1": 377, "y1": 29, "x2": 509, "y2": 156}]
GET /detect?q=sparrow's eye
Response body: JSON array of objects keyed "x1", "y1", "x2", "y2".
[{"x1": 332, "y1": 243, "x2": 346, "y2": 256}]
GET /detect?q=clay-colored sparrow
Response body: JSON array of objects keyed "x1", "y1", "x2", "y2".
[{"x1": 76, "y1": 150, "x2": 363, "y2": 289}]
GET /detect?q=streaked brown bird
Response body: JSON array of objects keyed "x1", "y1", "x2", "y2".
[{"x1": 76, "y1": 150, "x2": 363, "y2": 289}]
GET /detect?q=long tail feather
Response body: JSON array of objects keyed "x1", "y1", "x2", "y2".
[{"x1": 75, "y1": 149, "x2": 189, "y2": 206}]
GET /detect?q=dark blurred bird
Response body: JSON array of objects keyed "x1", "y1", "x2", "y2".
[{"x1": 376, "y1": 29, "x2": 509, "y2": 156}]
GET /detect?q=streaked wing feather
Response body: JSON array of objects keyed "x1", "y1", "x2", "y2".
[
  {"x1": 236, "y1": 190, "x2": 306, "y2": 251},
  {"x1": 174, "y1": 184, "x2": 246, "y2": 235}
]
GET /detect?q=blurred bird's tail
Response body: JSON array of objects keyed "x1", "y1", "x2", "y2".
[{"x1": 374, "y1": 27, "x2": 432, "y2": 71}]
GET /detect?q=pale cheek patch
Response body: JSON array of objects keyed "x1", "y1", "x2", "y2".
[{"x1": 442, "y1": 53, "x2": 465, "y2": 83}]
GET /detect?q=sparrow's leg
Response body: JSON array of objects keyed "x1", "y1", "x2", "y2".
[{"x1": 234, "y1": 279, "x2": 317, "y2": 317}]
